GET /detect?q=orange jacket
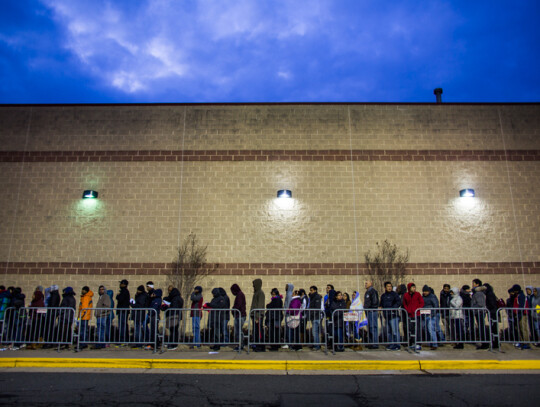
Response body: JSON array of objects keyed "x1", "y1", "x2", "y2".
[{"x1": 78, "y1": 290, "x2": 94, "y2": 320}]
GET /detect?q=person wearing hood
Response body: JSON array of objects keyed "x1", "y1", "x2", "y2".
[
  {"x1": 483, "y1": 283, "x2": 500, "y2": 348},
  {"x1": 422, "y1": 285, "x2": 441, "y2": 350},
  {"x1": 77, "y1": 286, "x2": 93, "y2": 350},
  {"x1": 265, "y1": 288, "x2": 283, "y2": 351},
  {"x1": 471, "y1": 279, "x2": 489, "y2": 349},
  {"x1": 58, "y1": 287, "x2": 76, "y2": 349},
  {"x1": 130, "y1": 285, "x2": 149, "y2": 348},
  {"x1": 27, "y1": 289, "x2": 46, "y2": 349},
  {"x1": 203, "y1": 288, "x2": 226, "y2": 351},
  {"x1": 439, "y1": 284, "x2": 452, "y2": 341},
  {"x1": 231, "y1": 284, "x2": 246, "y2": 350},
  {"x1": 460, "y1": 285, "x2": 472, "y2": 340},
  {"x1": 402, "y1": 283, "x2": 424, "y2": 349},
  {"x1": 329, "y1": 291, "x2": 347, "y2": 352},
  {"x1": 286, "y1": 290, "x2": 303, "y2": 351},
  {"x1": 250, "y1": 278, "x2": 265, "y2": 351},
  {"x1": 190, "y1": 286, "x2": 203, "y2": 348},
  {"x1": 94, "y1": 285, "x2": 111, "y2": 349},
  {"x1": 218, "y1": 288, "x2": 231, "y2": 344},
  {"x1": 164, "y1": 286, "x2": 183, "y2": 350},
  {"x1": 509, "y1": 284, "x2": 531, "y2": 350},
  {"x1": 116, "y1": 280, "x2": 131, "y2": 345},
  {"x1": 146, "y1": 288, "x2": 162, "y2": 350},
  {"x1": 449, "y1": 287, "x2": 464, "y2": 349},
  {"x1": 45, "y1": 285, "x2": 60, "y2": 345},
  {"x1": 0, "y1": 285, "x2": 11, "y2": 343},
  {"x1": 283, "y1": 283, "x2": 294, "y2": 348},
  {"x1": 364, "y1": 280, "x2": 379, "y2": 349},
  {"x1": 531, "y1": 287, "x2": 540, "y2": 346}
]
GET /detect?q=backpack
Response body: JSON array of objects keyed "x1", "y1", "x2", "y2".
[{"x1": 496, "y1": 298, "x2": 505, "y2": 309}]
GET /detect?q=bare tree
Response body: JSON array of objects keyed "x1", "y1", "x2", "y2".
[
  {"x1": 169, "y1": 233, "x2": 218, "y2": 301},
  {"x1": 364, "y1": 240, "x2": 410, "y2": 292}
]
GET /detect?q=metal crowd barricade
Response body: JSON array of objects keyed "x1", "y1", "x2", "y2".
[
  {"x1": 414, "y1": 307, "x2": 493, "y2": 350},
  {"x1": 330, "y1": 308, "x2": 409, "y2": 353},
  {"x1": 1, "y1": 307, "x2": 75, "y2": 349},
  {"x1": 78, "y1": 307, "x2": 159, "y2": 352},
  {"x1": 161, "y1": 308, "x2": 242, "y2": 352},
  {"x1": 497, "y1": 307, "x2": 539, "y2": 350},
  {"x1": 247, "y1": 308, "x2": 326, "y2": 353}
]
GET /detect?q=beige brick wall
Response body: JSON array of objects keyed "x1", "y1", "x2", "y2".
[
  {"x1": 1, "y1": 161, "x2": 538, "y2": 263},
  {"x1": 1, "y1": 104, "x2": 539, "y2": 298},
  {"x1": 1, "y1": 104, "x2": 539, "y2": 152}
]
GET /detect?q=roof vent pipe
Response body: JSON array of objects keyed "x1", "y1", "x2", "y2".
[{"x1": 434, "y1": 88, "x2": 443, "y2": 103}]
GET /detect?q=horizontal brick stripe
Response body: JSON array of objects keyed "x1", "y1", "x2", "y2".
[
  {"x1": 0, "y1": 150, "x2": 539, "y2": 163},
  {"x1": 1, "y1": 262, "x2": 539, "y2": 276}
]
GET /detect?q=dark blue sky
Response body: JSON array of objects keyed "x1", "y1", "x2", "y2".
[{"x1": 1, "y1": 0, "x2": 538, "y2": 103}]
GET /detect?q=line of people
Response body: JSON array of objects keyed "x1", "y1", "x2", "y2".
[{"x1": 1, "y1": 278, "x2": 539, "y2": 352}]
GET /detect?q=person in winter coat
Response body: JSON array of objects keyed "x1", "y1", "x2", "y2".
[
  {"x1": 218, "y1": 288, "x2": 231, "y2": 344},
  {"x1": 525, "y1": 286, "x2": 535, "y2": 343},
  {"x1": 93, "y1": 285, "x2": 111, "y2": 349},
  {"x1": 471, "y1": 279, "x2": 489, "y2": 349},
  {"x1": 286, "y1": 291, "x2": 302, "y2": 351},
  {"x1": 308, "y1": 286, "x2": 323, "y2": 350},
  {"x1": 531, "y1": 287, "x2": 540, "y2": 345},
  {"x1": 230, "y1": 284, "x2": 246, "y2": 349},
  {"x1": 380, "y1": 281, "x2": 401, "y2": 350},
  {"x1": 449, "y1": 287, "x2": 465, "y2": 349},
  {"x1": 422, "y1": 285, "x2": 442, "y2": 350},
  {"x1": 329, "y1": 291, "x2": 347, "y2": 352},
  {"x1": 130, "y1": 285, "x2": 148, "y2": 348},
  {"x1": 265, "y1": 288, "x2": 283, "y2": 351},
  {"x1": 460, "y1": 285, "x2": 472, "y2": 340},
  {"x1": 440, "y1": 284, "x2": 452, "y2": 340},
  {"x1": 190, "y1": 286, "x2": 203, "y2": 348},
  {"x1": 204, "y1": 288, "x2": 226, "y2": 350},
  {"x1": 250, "y1": 278, "x2": 265, "y2": 351},
  {"x1": 364, "y1": 280, "x2": 379, "y2": 349},
  {"x1": 146, "y1": 288, "x2": 162, "y2": 350},
  {"x1": 43, "y1": 285, "x2": 60, "y2": 346},
  {"x1": 402, "y1": 283, "x2": 424, "y2": 349},
  {"x1": 283, "y1": 283, "x2": 294, "y2": 346},
  {"x1": 58, "y1": 287, "x2": 76, "y2": 348},
  {"x1": 0, "y1": 285, "x2": 11, "y2": 326},
  {"x1": 116, "y1": 280, "x2": 131, "y2": 344},
  {"x1": 483, "y1": 283, "x2": 499, "y2": 347},
  {"x1": 509, "y1": 284, "x2": 531, "y2": 349},
  {"x1": 164, "y1": 286, "x2": 184, "y2": 350},
  {"x1": 78, "y1": 286, "x2": 93, "y2": 349},
  {"x1": 27, "y1": 290, "x2": 46, "y2": 349}
]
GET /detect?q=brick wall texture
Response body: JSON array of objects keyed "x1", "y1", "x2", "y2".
[{"x1": 0, "y1": 103, "x2": 539, "y2": 300}]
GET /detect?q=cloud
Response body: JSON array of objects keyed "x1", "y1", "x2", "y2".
[{"x1": 1, "y1": 1, "x2": 537, "y2": 102}]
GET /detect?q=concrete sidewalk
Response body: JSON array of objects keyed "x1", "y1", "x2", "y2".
[{"x1": 1, "y1": 343, "x2": 539, "y2": 373}]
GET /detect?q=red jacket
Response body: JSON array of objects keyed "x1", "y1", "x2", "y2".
[{"x1": 403, "y1": 291, "x2": 424, "y2": 318}]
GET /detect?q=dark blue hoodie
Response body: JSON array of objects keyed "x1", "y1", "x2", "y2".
[{"x1": 150, "y1": 289, "x2": 163, "y2": 320}]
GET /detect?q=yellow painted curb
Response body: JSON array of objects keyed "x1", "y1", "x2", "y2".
[
  {"x1": 419, "y1": 360, "x2": 540, "y2": 370},
  {"x1": 1, "y1": 358, "x2": 539, "y2": 371},
  {"x1": 287, "y1": 360, "x2": 420, "y2": 371}
]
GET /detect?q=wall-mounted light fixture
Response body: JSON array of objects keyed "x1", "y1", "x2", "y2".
[
  {"x1": 459, "y1": 189, "x2": 475, "y2": 198},
  {"x1": 82, "y1": 190, "x2": 98, "y2": 199},
  {"x1": 277, "y1": 189, "x2": 292, "y2": 198}
]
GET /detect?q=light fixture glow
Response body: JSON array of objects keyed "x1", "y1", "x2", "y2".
[
  {"x1": 277, "y1": 189, "x2": 292, "y2": 198},
  {"x1": 459, "y1": 189, "x2": 475, "y2": 198},
  {"x1": 82, "y1": 190, "x2": 98, "y2": 199}
]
